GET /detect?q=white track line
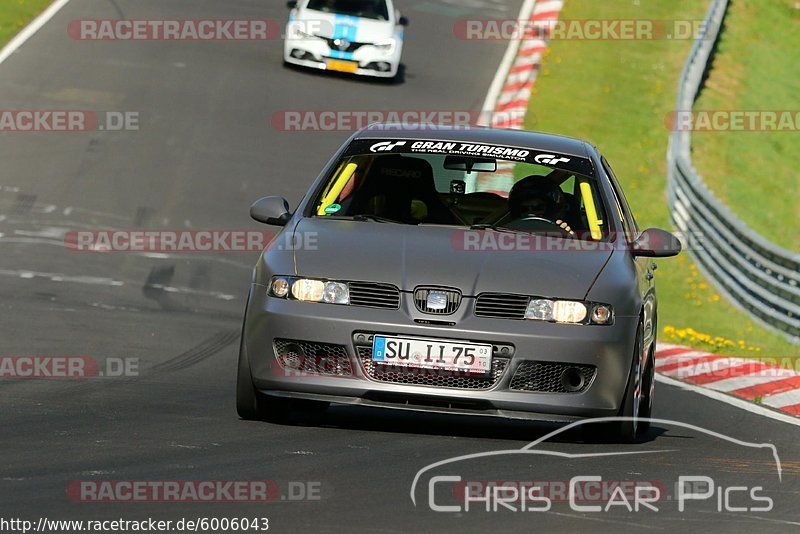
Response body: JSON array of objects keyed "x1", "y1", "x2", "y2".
[
  {"x1": 705, "y1": 371, "x2": 799, "y2": 393},
  {"x1": 479, "y1": 0, "x2": 537, "y2": 121},
  {"x1": 0, "y1": 0, "x2": 72, "y2": 66},
  {"x1": 761, "y1": 390, "x2": 800, "y2": 409},
  {"x1": 664, "y1": 357, "x2": 756, "y2": 379},
  {"x1": 654, "y1": 350, "x2": 709, "y2": 368},
  {"x1": 656, "y1": 374, "x2": 800, "y2": 428}
]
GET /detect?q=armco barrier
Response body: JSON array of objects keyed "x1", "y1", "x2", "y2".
[{"x1": 666, "y1": 0, "x2": 800, "y2": 342}]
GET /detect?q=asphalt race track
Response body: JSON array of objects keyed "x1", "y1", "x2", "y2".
[{"x1": 1, "y1": 1, "x2": 798, "y2": 532}]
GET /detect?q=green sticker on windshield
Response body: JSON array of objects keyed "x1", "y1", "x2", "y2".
[{"x1": 324, "y1": 203, "x2": 341, "y2": 214}]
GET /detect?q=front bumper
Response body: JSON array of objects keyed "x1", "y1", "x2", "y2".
[
  {"x1": 283, "y1": 38, "x2": 400, "y2": 78},
  {"x1": 243, "y1": 284, "x2": 637, "y2": 420}
]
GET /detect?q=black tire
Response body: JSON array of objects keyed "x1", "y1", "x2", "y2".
[
  {"x1": 236, "y1": 321, "x2": 328, "y2": 422},
  {"x1": 613, "y1": 323, "x2": 644, "y2": 443},
  {"x1": 236, "y1": 334, "x2": 276, "y2": 420},
  {"x1": 638, "y1": 341, "x2": 656, "y2": 433},
  {"x1": 387, "y1": 63, "x2": 406, "y2": 85},
  {"x1": 235, "y1": 292, "x2": 290, "y2": 422},
  {"x1": 295, "y1": 399, "x2": 330, "y2": 413}
]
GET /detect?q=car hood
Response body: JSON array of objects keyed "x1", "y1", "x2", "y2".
[
  {"x1": 298, "y1": 9, "x2": 395, "y2": 41},
  {"x1": 291, "y1": 218, "x2": 613, "y2": 300}
]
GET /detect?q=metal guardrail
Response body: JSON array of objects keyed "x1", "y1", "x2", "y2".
[{"x1": 666, "y1": 0, "x2": 800, "y2": 342}]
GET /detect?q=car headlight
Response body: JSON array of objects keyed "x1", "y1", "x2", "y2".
[
  {"x1": 322, "y1": 281, "x2": 349, "y2": 304},
  {"x1": 291, "y1": 279, "x2": 325, "y2": 301},
  {"x1": 524, "y1": 298, "x2": 612, "y2": 325},
  {"x1": 373, "y1": 38, "x2": 396, "y2": 53},
  {"x1": 590, "y1": 304, "x2": 613, "y2": 325},
  {"x1": 270, "y1": 277, "x2": 290, "y2": 298},
  {"x1": 269, "y1": 276, "x2": 350, "y2": 305},
  {"x1": 525, "y1": 299, "x2": 553, "y2": 321},
  {"x1": 553, "y1": 301, "x2": 588, "y2": 323}
]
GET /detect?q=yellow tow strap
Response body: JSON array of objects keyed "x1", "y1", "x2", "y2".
[
  {"x1": 317, "y1": 162, "x2": 358, "y2": 215},
  {"x1": 580, "y1": 181, "x2": 603, "y2": 240}
]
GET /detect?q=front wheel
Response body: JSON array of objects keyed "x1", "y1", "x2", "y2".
[
  {"x1": 612, "y1": 323, "x2": 644, "y2": 443},
  {"x1": 236, "y1": 335, "x2": 329, "y2": 422},
  {"x1": 638, "y1": 341, "x2": 656, "y2": 432},
  {"x1": 236, "y1": 339, "x2": 284, "y2": 421}
]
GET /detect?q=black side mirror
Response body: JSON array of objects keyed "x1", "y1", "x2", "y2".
[
  {"x1": 250, "y1": 196, "x2": 292, "y2": 226},
  {"x1": 632, "y1": 228, "x2": 682, "y2": 257},
  {"x1": 287, "y1": 1, "x2": 298, "y2": 9},
  {"x1": 398, "y1": 16, "x2": 409, "y2": 26}
]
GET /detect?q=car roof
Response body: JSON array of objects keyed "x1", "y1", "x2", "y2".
[{"x1": 354, "y1": 124, "x2": 594, "y2": 158}]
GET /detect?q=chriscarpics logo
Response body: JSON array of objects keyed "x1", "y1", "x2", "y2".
[{"x1": 411, "y1": 419, "x2": 783, "y2": 516}]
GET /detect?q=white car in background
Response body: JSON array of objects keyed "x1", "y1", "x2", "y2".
[{"x1": 284, "y1": 0, "x2": 407, "y2": 79}]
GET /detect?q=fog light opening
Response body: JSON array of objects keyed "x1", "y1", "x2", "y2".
[
  {"x1": 366, "y1": 61, "x2": 391, "y2": 72},
  {"x1": 282, "y1": 343, "x2": 306, "y2": 369},
  {"x1": 561, "y1": 367, "x2": 586, "y2": 392}
]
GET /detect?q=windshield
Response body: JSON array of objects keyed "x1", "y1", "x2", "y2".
[
  {"x1": 313, "y1": 150, "x2": 610, "y2": 241},
  {"x1": 306, "y1": 0, "x2": 390, "y2": 20}
]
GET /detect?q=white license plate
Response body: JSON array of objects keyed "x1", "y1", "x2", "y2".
[{"x1": 372, "y1": 336, "x2": 492, "y2": 374}]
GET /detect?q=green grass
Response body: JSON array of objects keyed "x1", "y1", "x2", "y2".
[
  {"x1": 523, "y1": 0, "x2": 799, "y2": 360},
  {"x1": 691, "y1": 0, "x2": 800, "y2": 251},
  {"x1": 0, "y1": 0, "x2": 53, "y2": 47}
]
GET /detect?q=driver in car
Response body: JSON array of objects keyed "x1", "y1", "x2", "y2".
[{"x1": 506, "y1": 176, "x2": 574, "y2": 235}]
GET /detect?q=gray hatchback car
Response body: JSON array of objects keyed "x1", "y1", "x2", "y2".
[{"x1": 237, "y1": 125, "x2": 681, "y2": 441}]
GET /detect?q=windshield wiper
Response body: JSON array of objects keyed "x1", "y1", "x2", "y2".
[
  {"x1": 469, "y1": 223, "x2": 575, "y2": 239},
  {"x1": 469, "y1": 223, "x2": 521, "y2": 234},
  {"x1": 352, "y1": 214, "x2": 402, "y2": 223},
  {"x1": 325, "y1": 214, "x2": 402, "y2": 224}
]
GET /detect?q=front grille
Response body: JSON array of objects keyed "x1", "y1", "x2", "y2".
[
  {"x1": 356, "y1": 346, "x2": 508, "y2": 390},
  {"x1": 348, "y1": 281, "x2": 401, "y2": 310},
  {"x1": 323, "y1": 37, "x2": 366, "y2": 53},
  {"x1": 474, "y1": 293, "x2": 530, "y2": 319},
  {"x1": 413, "y1": 286, "x2": 462, "y2": 315},
  {"x1": 273, "y1": 339, "x2": 353, "y2": 376},
  {"x1": 509, "y1": 361, "x2": 596, "y2": 393}
]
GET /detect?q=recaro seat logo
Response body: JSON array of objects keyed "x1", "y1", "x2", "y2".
[
  {"x1": 534, "y1": 153, "x2": 572, "y2": 165},
  {"x1": 370, "y1": 141, "x2": 407, "y2": 152},
  {"x1": 380, "y1": 168, "x2": 422, "y2": 178}
]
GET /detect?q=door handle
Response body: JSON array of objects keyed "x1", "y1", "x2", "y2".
[{"x1": 646, "y1": 272, "x2": 654, "y2": 281}]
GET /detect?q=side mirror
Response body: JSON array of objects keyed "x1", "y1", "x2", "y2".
[
  {"x1": 250, "y1": 196, "x2": 292, "y2": 226},
  {"x1": 398, "y1": 16, "x2": 409, "y2": 26},
  {"x1": 632, "y1": 228, "x2": 682, "y2": 257},
  {"x1": 287, "y1": 1, "x2": 297, "y2": 9}
]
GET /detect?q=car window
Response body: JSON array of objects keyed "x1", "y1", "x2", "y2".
[
  {"x1": 306, "y1": 0, "x2": 390, "y2": 20},
  {"x1": 601, "y1": 156, "x2": 639, "y2": 241},
  {"x1": 312, "y1": 152, "x2": 610, "y2": 241}
]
